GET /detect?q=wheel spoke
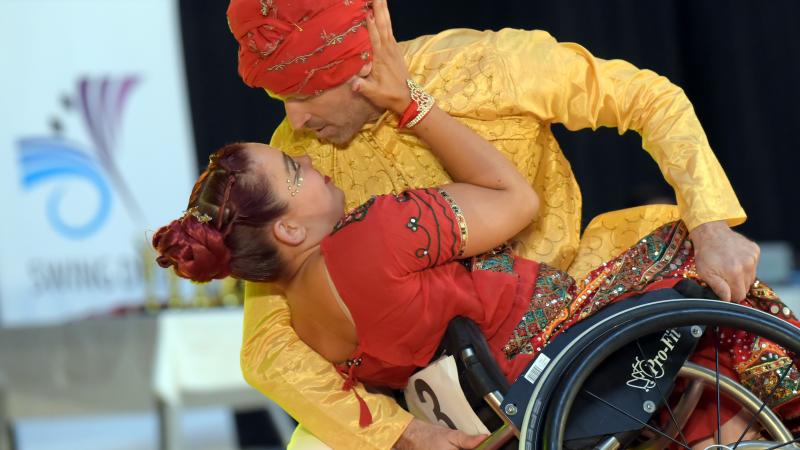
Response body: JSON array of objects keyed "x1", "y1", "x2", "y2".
[
  {"x1": 715, "y1": 326, "x2": 722, "y2": 446},
  {"x1": 634, "y1": 339, "x2": 689, "y2": 447},
  {"x1": 764, "y1": 436, "x2": 800, "y2": 450},
  {"x1": 732, "y1": 355, "x2": 795, "y2": 449},
  {"x1": 582, "y1": 390, "x2": 692, "y2": 450},
  {"x1": 532, "y1": 298, "x2": 800, "y2": 450}
]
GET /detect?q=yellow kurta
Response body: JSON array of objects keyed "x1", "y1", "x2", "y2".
[{"x1": 240, "y1": 28, "x2": 746, "y2": 449}]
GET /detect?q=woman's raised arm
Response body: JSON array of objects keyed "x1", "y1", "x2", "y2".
[{"x1": 354, "y1": 0, "x2": 538, "y2": 257}]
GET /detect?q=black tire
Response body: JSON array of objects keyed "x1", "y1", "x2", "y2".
[{"x1": 517, "y1": 298, "x2": 800, "y2": 450}]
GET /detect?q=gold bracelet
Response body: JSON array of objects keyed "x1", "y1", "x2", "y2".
[{"x1": 404, "y1": 79, "x2": 435, "y2": 128}]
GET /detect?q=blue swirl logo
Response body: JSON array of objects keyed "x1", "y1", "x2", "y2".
[
  {"x1": 18, "y1": 76, "x2": 143, "y2": 240},
  {"x1": 18, "y1": 138, "x2": 112, "y2": 239}
]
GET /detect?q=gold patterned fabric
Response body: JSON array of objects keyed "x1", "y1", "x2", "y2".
[{"x1": 240, "y1": 28, "x2": 746, "y2": 449}]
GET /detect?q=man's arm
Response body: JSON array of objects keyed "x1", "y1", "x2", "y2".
[
  {"x1": 240, "y1": 286, "x2": 487, "y2": 450},
  {"x1": 240, "y1": 286, "x2": 413, "y2": 449},
  {"x1": 495, "y1": 29, "x2": 756, "y2": 298}
]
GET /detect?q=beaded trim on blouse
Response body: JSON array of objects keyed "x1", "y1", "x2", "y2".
[
  {"x1": 437, "y1": 188, "x2": 468, "y2": 257},
  {"x1": 343, "y1": 356, "x2": 363, "y2": 367}
]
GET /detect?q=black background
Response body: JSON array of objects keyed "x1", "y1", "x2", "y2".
[{"x1": 179, "y1": 0, "x2": 800, "y2": 254}]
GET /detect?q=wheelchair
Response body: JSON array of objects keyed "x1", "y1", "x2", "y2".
[{"x1": 406, "y1": 280, "x2": 800, "y2": 450}]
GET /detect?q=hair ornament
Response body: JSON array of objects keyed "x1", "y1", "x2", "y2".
[{"x1": 185, "y1": 206, "x2": 213, "y2": 224}]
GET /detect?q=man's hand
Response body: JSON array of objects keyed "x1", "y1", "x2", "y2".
[
  {"x1": 393, "y1": 419, "x2": 487, "y2": 450},
  {"x1": 690, "y1": 220, "x2": 760, "y2": 301}
]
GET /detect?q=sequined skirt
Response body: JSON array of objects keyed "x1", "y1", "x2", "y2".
[{"x1": 501, "y1": 221, "x2": 800, "y2": 424}]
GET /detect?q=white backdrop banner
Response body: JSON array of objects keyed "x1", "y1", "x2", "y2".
[{"x1": 0, "y1": 0, "x2": 197, "y2": 325}]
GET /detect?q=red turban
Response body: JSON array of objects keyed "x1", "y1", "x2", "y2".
[{"x1": 227, "y1": 0, "x2": 373, "y2": 97}]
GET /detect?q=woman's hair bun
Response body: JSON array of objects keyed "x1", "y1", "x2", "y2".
[{"x1": 152, "y1": 213, "x2": 232, "y2": 282}]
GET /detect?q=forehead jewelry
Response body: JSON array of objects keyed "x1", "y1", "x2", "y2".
[
  {"x1": 284, "y1": 154, "x2": 303, "y2": 197},
  {"x1": 185, "y1": 206, "x2": 212, "y2": 223}
]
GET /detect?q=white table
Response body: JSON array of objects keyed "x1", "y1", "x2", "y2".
[
  {"x1": 152, "y1": 310, "x2": 294, "y2": 450},
  {"x1": 0, "y1": 309, "x2": 293, "y2": 450}
]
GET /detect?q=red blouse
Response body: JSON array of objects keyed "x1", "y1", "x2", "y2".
[{"x1": 321, "y1": 188, "x2": 538, "y2": 390}]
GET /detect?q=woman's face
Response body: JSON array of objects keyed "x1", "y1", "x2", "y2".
[{"x1": 245, "y1": 143, "x2": 345, "y2": 232}]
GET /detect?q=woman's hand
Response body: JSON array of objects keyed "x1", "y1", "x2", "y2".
[{"x1": 352, "y1": 0, "x2": 412, "y2": 115}]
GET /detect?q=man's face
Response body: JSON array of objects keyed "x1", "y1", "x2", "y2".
[{"x1": 283, "y1": 79, "x2": 382, "y2": 147}]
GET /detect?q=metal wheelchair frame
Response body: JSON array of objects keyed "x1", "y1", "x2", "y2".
[{"x1": 436, "y1": 282, "x2": 800, "y2": 450}]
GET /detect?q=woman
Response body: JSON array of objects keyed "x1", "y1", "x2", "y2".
[{"x1": 153, "y1": 2, "x2": 799, "y2": 446}]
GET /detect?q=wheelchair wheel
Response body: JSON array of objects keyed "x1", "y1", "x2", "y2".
[
  {"x1": 517, "y1": 298, "x2": 800, "y2": 450},
  {"x1": 630, "y1": 362, "x2": 791, "y2": 450}
]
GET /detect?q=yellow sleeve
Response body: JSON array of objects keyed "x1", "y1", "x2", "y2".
[
  {"x1": 236, "y1": 121, "x2": 413, "y2": 450},
  {"x1": 568, "y1": 204, "x2": 682, "y2": 281},
  {"x1": 494, "y1": 29, "x2": 746, "y2": 231},
  {"x1": 240, "y1": 286, "x2": 412, "y2": 450}
]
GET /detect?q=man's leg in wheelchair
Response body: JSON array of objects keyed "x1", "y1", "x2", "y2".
[{"x1": 287, "y1": 425, "x2": 333, "y2": 450}]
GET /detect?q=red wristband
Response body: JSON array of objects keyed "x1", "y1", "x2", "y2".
[{"x1": 397, "y1": 98, "x2": 419, "y2": 128}]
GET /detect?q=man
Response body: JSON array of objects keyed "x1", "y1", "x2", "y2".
[{"x1": 227, "y1": 0, "x2": 760, "y2": 448}]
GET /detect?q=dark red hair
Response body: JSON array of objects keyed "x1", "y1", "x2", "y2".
[{"x1": 152, "y1": 143, "x2": 288, "y2": 282}]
